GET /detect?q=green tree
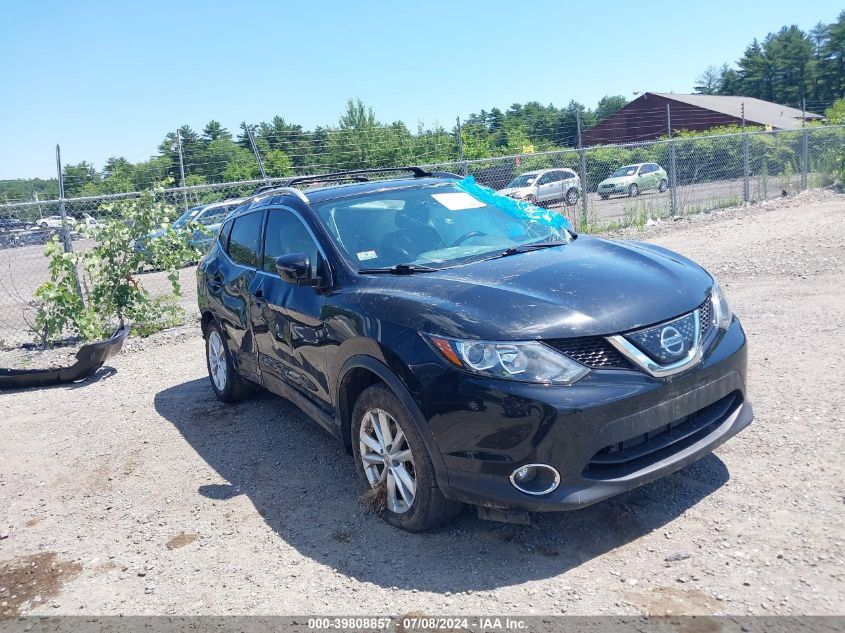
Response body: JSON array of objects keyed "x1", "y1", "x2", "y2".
[
  {"x1": 202, "y1": 120, "x2": 231, "y2": 142},
  {"x1": 62, "y1": 162, "x2": 100, "y2": 197},
  {"x1": 595, "y1": 95, "x2": 628, "y2": 122},
  {"x1": 695, "y1": 66, "x2": 722, "y2": 94}
]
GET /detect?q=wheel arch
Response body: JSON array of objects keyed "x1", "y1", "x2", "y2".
[
  {"x1": 200, "y1": 310, "x2": 216, "y2": 337},
  {"x1": 335, "y1": 355, "x2": 454, "y2": 499}
]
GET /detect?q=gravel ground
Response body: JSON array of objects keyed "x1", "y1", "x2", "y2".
[{"x1": 0, "y1": 192, "x2": 843, "y2": 617}]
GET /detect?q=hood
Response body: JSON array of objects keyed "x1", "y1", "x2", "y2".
[
  {"x1": 599, "y1": 176, "x2": 634, "y2": 186},
  {"x1": 355, "y1": 236, "x2": 713, "y2": 340},
  {"x1": 141, "y1": 228, "x2": 166, "y2": 241}
]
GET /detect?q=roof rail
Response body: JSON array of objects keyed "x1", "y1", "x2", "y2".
[
  {"x1": 252, "y1": 185, "x2": 311, "y2": 203},
  {"x1": 284, "y1": 166, "x2": 432, "y2": 187},
  {"x1": 252, "y1": 166, "x2": 434, "y2": 195}
]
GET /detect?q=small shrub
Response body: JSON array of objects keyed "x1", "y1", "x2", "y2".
[{"x1": 33, "y1": 188, "x2": 203, "y2": 345}]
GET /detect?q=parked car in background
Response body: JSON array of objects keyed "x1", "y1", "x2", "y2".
[
  {"x1": 0, "y1": 217, "x2": 31, "y2": 232},
  {"x1": 36, "y1": 215, "x2": 77, "y2": 230},
  {"x1": 78, "y1": 213, "x2": 103, "y2": 229},
  {"x1": 136, "y1": 198, "x2": 246, "y2": 254},
  {"x1": 197, "y1": 167, "x2": 751, "y2": 532},
  {"x1": 597, "y1": 163, "x2": 668, "y2": 199},
  {"x1": 499, "y1": 168, "x2": 582, "y2": 206}
]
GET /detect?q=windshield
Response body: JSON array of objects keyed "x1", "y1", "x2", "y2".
[
  {"x1": 610, "y1": 166, "x2": 639, "y2": 178},
  {"x1": 173, "y1": 203, "x2": 239, "y2": 228},
  {"x1": 173, "y1": 205, "x2": 206, "y2": 228},
  {"x1": 506, "y1": 174, "x2": 538, "y2": 188},
  {"x1": 314, "y1": 178, "x2": 573, "y2": 270}
]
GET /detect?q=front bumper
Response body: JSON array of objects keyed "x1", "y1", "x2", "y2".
[
  {"x1": 598, "y1": 184, "x2": 627, "y2": 195},
  {"x1": 419, "y1": 318, "x2": 752, "y2": 511}
]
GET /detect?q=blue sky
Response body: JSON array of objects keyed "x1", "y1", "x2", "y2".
[{"x1": 0, "y1": 0, "x2": 840, "y2": 179}]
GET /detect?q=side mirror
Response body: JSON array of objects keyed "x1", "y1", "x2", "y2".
[{"x1": 275, "y1": 253, "x2": 319, "y2": 286}]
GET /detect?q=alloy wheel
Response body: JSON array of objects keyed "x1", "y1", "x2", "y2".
[
  {"x1": 358, "y1": 408, "x2": 416, "y2": 514},
  {"x1": 207, "y1": 330, "x2": 228, "y2": 392}
]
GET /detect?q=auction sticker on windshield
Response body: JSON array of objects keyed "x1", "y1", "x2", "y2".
[{"x1": 431, "y1": 192, "x2": 486, "y2": 210}]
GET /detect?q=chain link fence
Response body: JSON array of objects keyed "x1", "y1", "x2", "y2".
[{"x1": 0, "y1": 126, "x2": 842, "y2": 349}]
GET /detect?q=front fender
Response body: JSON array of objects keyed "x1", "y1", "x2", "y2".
[{"x1": 336, "y1": 354, "x2": 454, "y2": 500}]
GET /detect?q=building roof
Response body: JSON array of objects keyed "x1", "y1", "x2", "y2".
[{"x1": 650, "y1": 93, "x2": 822, "y2": 130}]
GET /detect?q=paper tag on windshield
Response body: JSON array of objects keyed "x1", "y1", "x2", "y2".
[
  {"x1": 357, "y1": 250, "x2": 377, "y2": 261},
  {"x1": 431, "y1": 192, "x2": 485, "y2": 210}
]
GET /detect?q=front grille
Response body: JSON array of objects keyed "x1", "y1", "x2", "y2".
[
  {"x1": 699, "y1": 295, "x2": 713, "y2": 338},
  {"x1": 582, "y1": 391, "x2": 741, "y2": 479},
  {"x1": 545, "y1": 337, "x2": 632, "y2": 369}
]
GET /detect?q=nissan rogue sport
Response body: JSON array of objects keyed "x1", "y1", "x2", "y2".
[{"x1": 197, "y1": 167, "x2": 752, "y2": 532}]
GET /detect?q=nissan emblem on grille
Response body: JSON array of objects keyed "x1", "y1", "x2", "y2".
[
  {"x1": 623, "y1": 311, "x2": 698, "y2": 364},
  {"x1": 660, "y1": 326, "x2": 685, "y2": 355}
]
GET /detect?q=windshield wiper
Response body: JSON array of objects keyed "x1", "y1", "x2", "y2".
[
  {"x1": 358, "y1": 263, "x2": 440, "y2": 275},
  {"x1": 463, "y1": 240, "x2": 568, "y2": 266},
  {"x1": 498, "y1": 240, "x2": 568, "y2": 257}
]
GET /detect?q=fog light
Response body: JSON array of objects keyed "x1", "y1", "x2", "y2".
[
  {"x1": 509, "y1": 463, "x2": 560, "y2": 496},
  {"x1": 513, "y1": 466, "x2": 536, "y2": 483}
]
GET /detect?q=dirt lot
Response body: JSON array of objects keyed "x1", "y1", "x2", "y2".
[{"x1": 1, "y1": 192, "x2": 843, "y2": 617}]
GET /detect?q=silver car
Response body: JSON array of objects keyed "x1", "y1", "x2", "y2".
[{"x1": 499, "y1": 168, "x2": 582, "y2": 206}]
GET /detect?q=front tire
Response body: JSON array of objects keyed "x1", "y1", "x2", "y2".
[
  {"x1": 205, "y1": 321, "x2": 251, "y2": 403},
  {"x1": 352, "y1": 384, "x2": 462, "y2": 532},
  {"x1": 628, "y1": 183, "x2": 639, "y2": 197}
]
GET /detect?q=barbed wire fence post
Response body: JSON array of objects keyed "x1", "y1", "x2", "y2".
[
  {"x1": 742, "y1": 103, "x2": 750, "y2": 204},
  {"x1": 456, "y1": 116, "x2": 467, "y2": 176},
  {"x1": 576, "y1": 111, "x2": 588, "y2": 228},
  {"x1": 246, "y1": 124, "x2": 269, "y2": 183},
  {"x1": 667, "y1": 104, "x2": 678, "y2": 216},
  {"x1": 801, "y1": 98, "x2": 809, "y2": 190},
  {"x1": 175, "y1": 129, "x2": 189, "y2": 212},
  {"x1": 55, "y1": 143, "x2": 83, "y2": 299}
]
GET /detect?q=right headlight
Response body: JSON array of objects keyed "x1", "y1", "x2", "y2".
[
  {"x1": 711, "y1": 280, "x2": 733, "y2": 329},
  {"x1": 423, "y1": 334, "x2": 589, "y2": 385}
]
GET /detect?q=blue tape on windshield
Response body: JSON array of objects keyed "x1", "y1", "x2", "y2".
[{"x1": 455, "y1": 176, "x2": 573, "y2": 231}]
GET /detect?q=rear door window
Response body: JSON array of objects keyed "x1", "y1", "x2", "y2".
[
  {"x1": 218, "y1": 219, "x2": 234, "y2": 248},
  {"x1": 227, "y1": 211, "x2": 264, "y2": 268}
]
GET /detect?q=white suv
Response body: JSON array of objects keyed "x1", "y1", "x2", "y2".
[{"x1": 498, "y1": 168, "x2": 582, "y2": 206}]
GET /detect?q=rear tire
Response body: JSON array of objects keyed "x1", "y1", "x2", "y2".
[
  {"x1": 205, "y1": 321, "x2": 251, "y2": 403},
  {"x1": 564, "y1": 188, "x2": 579, "y2": 206},
  {"x1": 658, "y1": 179, "x2": 668, "y2": 193},
  {"x1": 628, "y1": 183, "x2": 639, "y2": 197},
  {"x1": 352, "y1": 383, "x2": 462, "y2": 532},
  {"x1": 599, "y1": 194, "x2": 609, "y2": 200}
]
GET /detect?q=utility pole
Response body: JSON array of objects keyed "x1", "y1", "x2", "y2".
[
  {"x1": 175, "y1": 128, "x2": 189, "y2": 212},
  {"x1": 55, "y1": 144, "x2": 83, "y2": 299},
  {"x1": 456, "y1": 116, "x2": 466, "y2": 176},
  {"x1": 576, "y1": 111, "x2": 588, "y2": 228},
  {"x1": 667, "y1": 104, "x2": 677, "y2": 216},
  {"x1": 246, "y1": 125, "x2": 268, "y2": 182},
  {"x1": 742, "y1": 102, "x2": 750, "y2": 203}
]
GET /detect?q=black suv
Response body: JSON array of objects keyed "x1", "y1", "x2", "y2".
[{"x1": 197, "y1": 168, "x2": 752, "y2": 532}]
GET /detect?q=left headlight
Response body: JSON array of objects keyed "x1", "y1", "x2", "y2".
[
  {"x1": 423, "y1": 334, "x2": 589, "y2": 385},
  {"x1": 711, "y1": 280, "x2": 733, "y2": 329}
]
